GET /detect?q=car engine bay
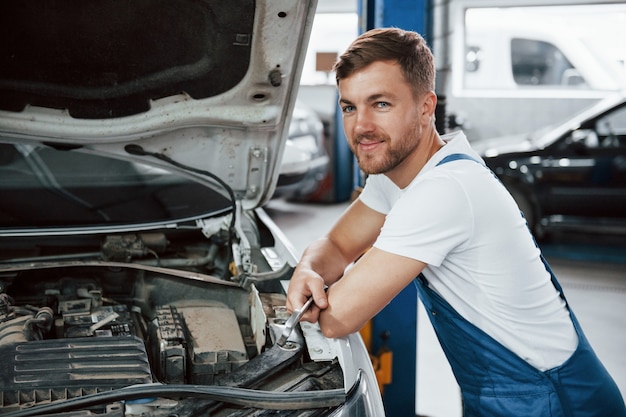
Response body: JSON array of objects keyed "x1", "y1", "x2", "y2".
[{"x1": 0, "y1": 259, "x2": 344, "y2": 416}]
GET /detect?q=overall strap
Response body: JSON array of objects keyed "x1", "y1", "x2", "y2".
[{"x1": 435, "y1": 152, "x2": 480, "y2": 166}]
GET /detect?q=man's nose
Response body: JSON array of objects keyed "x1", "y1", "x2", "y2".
[{"x1": 353, "y1": 108, "x2": 375, "y2": 134}]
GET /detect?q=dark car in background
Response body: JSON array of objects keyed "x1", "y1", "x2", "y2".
[
  {"x1": 0, "y1": 1, "x2": 385, "y2": 416},
  {"x1": 474, "y1": 91, "x2": 626, "y2": 239}
]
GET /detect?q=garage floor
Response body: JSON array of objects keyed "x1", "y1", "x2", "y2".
[{"x1": 265, "y1": 198, "x2": 626, "y2": 417}]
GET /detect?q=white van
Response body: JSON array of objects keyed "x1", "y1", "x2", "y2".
[{"x1": 437, "y1": 3, "x2": 626, "y2": 141}]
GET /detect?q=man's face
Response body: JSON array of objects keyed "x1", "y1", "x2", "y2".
[{"x1": 338, "y1": 60, "x2": 424, "y2": 176}]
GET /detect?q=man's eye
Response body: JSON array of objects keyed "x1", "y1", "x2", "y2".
[
  {"x1": 342, "y1": 105, "x2": 355, "y2": 113},
  {"x1": 375, "y1": 102, "x2": 390, "y2": 109}
]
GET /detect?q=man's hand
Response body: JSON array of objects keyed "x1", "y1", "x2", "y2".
[
  {"x1": 286, "y1": 267, "x2": 328, "y2": 323},
  {"x1": 285, "y1": 199, "x2": 386, "y2": 330}
]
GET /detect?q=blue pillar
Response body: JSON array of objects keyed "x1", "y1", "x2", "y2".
[
  {"x1": 332, "y1": 101, "x2": 354, "y2": 202},
  {"x1": 375, "y1": 0, "x2": 430, "y2": 34},
  {"x1": 372, "y1": 284, "x2": 418, "y2": 416},
  {"x1": 356, "y1": 1, "x2": 432, "y2": 416}
]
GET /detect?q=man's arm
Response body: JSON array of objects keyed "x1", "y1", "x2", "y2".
[
  {"x1": 286, "y1": 199, "x2": 427, "y2": 338},
  {"x1": 319, "y1": 246, "x2": 426, "y2": 338},
  {"x1": 286, "y1": 199, "x2": 385, "y2": 322}
]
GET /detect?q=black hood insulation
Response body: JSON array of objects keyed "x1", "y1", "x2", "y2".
[{"x1": 0, "y1": 0, "x2": 255, "y2": 118}]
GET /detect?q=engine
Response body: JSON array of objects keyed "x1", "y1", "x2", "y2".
[{"x1": 0, "y1": 275, "x2": 253, "y2": 411}]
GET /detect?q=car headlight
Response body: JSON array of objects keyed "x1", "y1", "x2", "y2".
[{"x1": 329, "y1": 369, "x2": 383, "y2": 416}]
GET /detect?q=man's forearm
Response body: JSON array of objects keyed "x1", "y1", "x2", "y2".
[
  {"x1": 287, "y1": 199, "x2": 386, "y2": 324},
  {"x1": 295, "y1": 236, "x2": 352, "y2": 286}
]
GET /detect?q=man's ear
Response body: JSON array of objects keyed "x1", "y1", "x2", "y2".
[{"x1": 420, "y1": 91, "x2": 437, "y2": 121}]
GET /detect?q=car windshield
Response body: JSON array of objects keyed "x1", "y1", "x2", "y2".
[
  {"x1": 0, "y1": 141, "x2": 232, "y2": 229},
  {"x1": 533, "y1": 94, "x2": 626, "y2": 149}
]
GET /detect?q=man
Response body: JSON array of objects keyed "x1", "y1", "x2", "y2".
[{"x1": 286, "y1": 28, "x2": 625, "y2": 416}]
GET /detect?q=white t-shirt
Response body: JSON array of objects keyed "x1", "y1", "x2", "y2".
[{"x1": 359, "y1": 131, "x2": 577, "y2": 371}]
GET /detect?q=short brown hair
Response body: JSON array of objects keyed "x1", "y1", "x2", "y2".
[{"x1": 333, "y1": 28, "x2": 435, "y2": 96}]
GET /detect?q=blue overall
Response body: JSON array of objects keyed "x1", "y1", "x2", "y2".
[{"x1": 413, "y1": 153, "x2": 626, "y2": 416}]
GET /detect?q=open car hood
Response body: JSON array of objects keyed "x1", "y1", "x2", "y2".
[
  {"x1": 0, "y1": 0, "x2": 317, "y2": 210},
  {"x1": 0, "y1": 4, "x2": 387, "y2": 415}
]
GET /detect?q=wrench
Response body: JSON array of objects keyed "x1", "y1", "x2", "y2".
[{"x1": 276, "y1": 296, "x2": 315, "y2": 347}]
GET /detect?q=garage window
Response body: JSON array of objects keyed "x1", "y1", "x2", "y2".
[{"x1": 511, "y1": 38, "x2": 586, "y2": 87}]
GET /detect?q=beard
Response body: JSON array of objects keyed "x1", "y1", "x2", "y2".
[{"x1": 351, "y1": 122, "x2": 422, "y2": 175}]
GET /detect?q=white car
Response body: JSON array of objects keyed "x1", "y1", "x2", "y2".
[
  {"x1": 0, "y1": 1, "x2": 384, "y2": 416},
  {"x1": 276, "y1": 100, "x2": 329, "y2": 200}
]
